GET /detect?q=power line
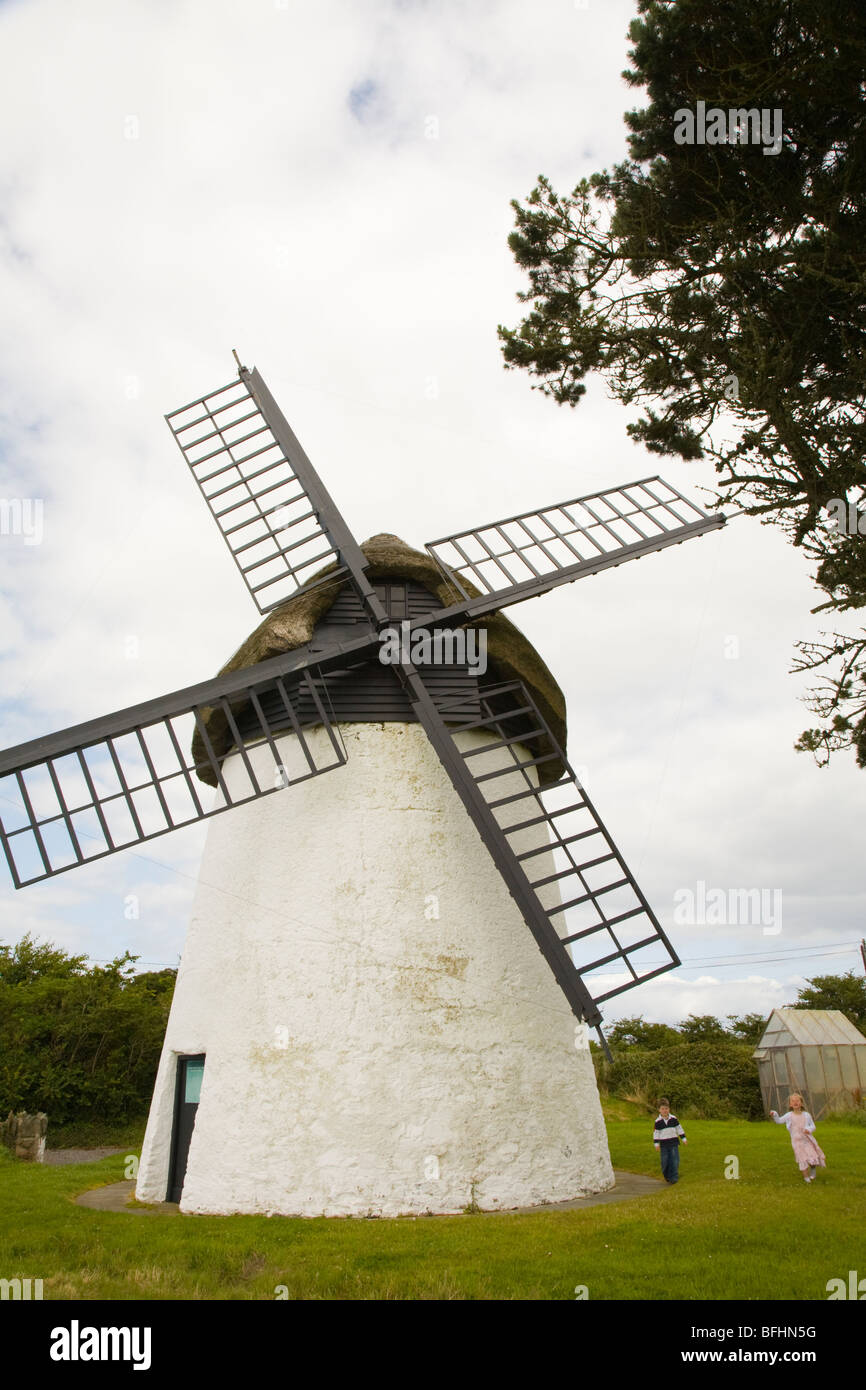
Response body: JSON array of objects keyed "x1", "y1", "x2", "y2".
[
  {"x1": 679, "y1": 939, "x2": 859, "y2": 963},
  {"x1": 640, "y1": 945, "x2": 860, "y2": 970}
]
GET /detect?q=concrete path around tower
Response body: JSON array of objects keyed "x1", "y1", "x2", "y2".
[
  {"x1": 75, "y1": 1181, "x2": 179, "y2": 1215},
  {"x1": 73, "y1": 1170, "x2": 664, "y2": 1217},
  {"x1": 497, "y1": 1170, "x2": 665, "y2": 1215}
]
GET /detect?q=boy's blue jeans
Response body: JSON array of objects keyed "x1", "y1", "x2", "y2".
[{"x1": 659, "y1": 1143, "x2": 680, "y2": 1183}]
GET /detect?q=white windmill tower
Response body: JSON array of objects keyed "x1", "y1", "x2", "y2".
[{"x1": 0, "y1": 357, "x2": 725, "y2": 1216}]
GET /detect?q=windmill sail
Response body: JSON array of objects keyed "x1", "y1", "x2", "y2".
[
  {"x1": 433, "y1": 681, "x2": 678, "y2": 1023},
  {"x1": 403, "y1": 674, "x2": 677, "y2": 1028},
  {"x1": 425, "y1": 476, "x2": 724, "y2": 612},
  {"x1": 0, "y1": 668, "x2": 345, "y2": 888},
  {"x1": 166, "y1": 367, "x2": 373, "y2": 614}
]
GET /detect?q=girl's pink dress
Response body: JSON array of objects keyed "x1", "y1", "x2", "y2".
[{"x1": 772, "y1": 1110, "x2": 826, "y2": 1171}]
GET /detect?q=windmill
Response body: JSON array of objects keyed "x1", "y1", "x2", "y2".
[{"x1": 0, "y1": 356, "x2": 725, "y2": 1215}]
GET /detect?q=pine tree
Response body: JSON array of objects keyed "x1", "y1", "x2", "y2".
[{"x1": 500, "y1": 0, "x2": 866, "y2": 765}]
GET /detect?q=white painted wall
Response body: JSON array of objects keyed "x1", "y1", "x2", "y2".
[{"x1": 136, "y1": 722, "x2": 614, "y2": 1215}]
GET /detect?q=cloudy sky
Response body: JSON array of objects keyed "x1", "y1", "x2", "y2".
[{"x1": 0, "y1": 0, "x2": 863, "y2": 1031}]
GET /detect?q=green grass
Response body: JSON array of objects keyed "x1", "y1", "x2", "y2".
[{"x1": 1, "y1": 1118, "x2": 862, "y2": 1300}]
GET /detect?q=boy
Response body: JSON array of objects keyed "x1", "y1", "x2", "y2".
[{"x1": 653, "y1": 1097, "x2": 687, "y2": 1184}]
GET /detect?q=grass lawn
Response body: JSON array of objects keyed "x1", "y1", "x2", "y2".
[{"x1": 0, "y1": 1114, "x2": 862, "y2": 1300}]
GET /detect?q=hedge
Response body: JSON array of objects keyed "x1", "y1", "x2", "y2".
[{"x1": 595, "y1": 1041, "x2": 764, "y2": 1119}]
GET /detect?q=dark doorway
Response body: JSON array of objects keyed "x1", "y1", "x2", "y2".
[{"x1": 167, "y1": 1054, "x2": 205, "y2": 1203}]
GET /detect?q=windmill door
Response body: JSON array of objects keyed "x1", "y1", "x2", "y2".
[{"x1": 168, "y1": 1054, "x2": 205, "y2": 1203}]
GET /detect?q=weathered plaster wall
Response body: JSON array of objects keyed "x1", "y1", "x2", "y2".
[{"x1": 136, "y1": 722, "x2": 614, "y2": 1215}]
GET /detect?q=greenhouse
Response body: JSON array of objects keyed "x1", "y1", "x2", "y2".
[{"x1": 753, "y1": 1009, "x2": 866, "y2": 1118}]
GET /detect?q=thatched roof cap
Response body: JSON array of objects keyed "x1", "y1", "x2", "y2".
[{"x1": 193, "y1": 533, "x2": 567, "y2": 785}]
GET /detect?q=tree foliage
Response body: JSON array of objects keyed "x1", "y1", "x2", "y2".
[
  {"x1": 677, "y1": 1012, "x2": 730, "y2": 1043},
  {"x1": 499, "y1": 0, "x2": 866, "y2": 766},
  {"x1": 787, "y1": 970, "x2": 866, "y2": 1032},
  {"x1": 608, "y1": 1010, "x2": 763, "y2": 1050},
  {"x1": 606, "y1": 1015, "x2": 681, "y2": 1049},
  {"x1": 725, "y1": 1012, "x2": 769, "y2": 1046},
  {"x1": 0, "y1": 935, "x2": 175, "y2": 1126}
]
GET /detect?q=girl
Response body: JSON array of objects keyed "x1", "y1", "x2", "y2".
[{"x1": 769, "y1": 1093, "x2": 826, "y2": 1183}]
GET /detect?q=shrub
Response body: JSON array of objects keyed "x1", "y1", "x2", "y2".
[
  {"x1": 595, "y1": 1041, "x2": 764, "y2": 1120},
  {"x1": 0, "y1": 936, "x2": 175, "y2": 1127}
]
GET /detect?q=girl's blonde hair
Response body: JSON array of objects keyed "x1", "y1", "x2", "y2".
[{"x1": 788, "y1": 1092, "x2": 805, "y2": 1108}]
